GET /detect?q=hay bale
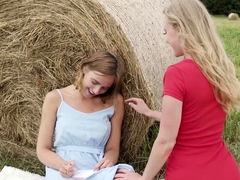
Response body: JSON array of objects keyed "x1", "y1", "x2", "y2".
[
  {"x1": 228, "y1": 13, "x2": 239, "y2": 20},
  {"x1": 98, "y1": 0, "x2": 176, "y2": 108},
  {"x1": 0, "y1": 0, "x2": 176, "y2": 173}
]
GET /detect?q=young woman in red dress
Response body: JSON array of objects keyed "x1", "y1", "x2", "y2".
[{"x1": 114, "y1": 0, "x2": 240, "y2": 179}]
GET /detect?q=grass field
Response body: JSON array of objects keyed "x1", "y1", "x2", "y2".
[
  {"x1": 0, "y1": 15, "x2": 240, "y2": 178},
  {"x1": 213, "y1": 15, "x2": 240, "y2": 165},
  {"x1": 213, "y1": 15, "x2": 240, "y2": 77}
]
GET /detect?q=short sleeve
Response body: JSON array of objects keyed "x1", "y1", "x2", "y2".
[{"x1": 162, "y1": 65, "x2": 185, "y2": 101}]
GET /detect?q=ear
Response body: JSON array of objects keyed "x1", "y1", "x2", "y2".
[
  {"x1": 176, "y1": 25, "x2": 181, "y2": 33},
  {"x1": 82, "y1": 66, "x2": 89, "y2": 74}
]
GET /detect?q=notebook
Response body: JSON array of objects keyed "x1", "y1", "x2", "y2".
[{"x1": 73, "y1": 169, "x2": 95, "y2": 180}]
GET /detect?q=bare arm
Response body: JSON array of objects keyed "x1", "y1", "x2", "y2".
[
  {"x1": 36, "y1": 90, "x2": 72, "y2": 171},
  {"x1": 94, "y1": 94, "x2": 124, "y2": 170},
  {"x1": 145, "y1": 110, "x2": 162, "y2": 121},
  {"x1": 141, "y1": 95, "x2": 182, "y2": 180},
  {"x1": 125, "y1": 98, "x2": 162, "y2": 121}
]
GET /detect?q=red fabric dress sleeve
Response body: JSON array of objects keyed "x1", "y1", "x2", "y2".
[{"x1": 162, "y1": 65, "x2": 185, "y2": 102}]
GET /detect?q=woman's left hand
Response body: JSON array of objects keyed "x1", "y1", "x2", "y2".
[
  {"x1": 114, "y1": 169, "x2": 143, "y2": 180},
  {"x1": 93, "y1": 158, "x2": 114, "y2": 171}
]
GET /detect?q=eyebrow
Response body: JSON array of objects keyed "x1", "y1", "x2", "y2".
[
  {"x1": 91, "y1": 78, "x2": 98, "y2": 83},
  {"x1": 91, "y1": 78, "x2": 100, "y2": 86},
  {"x1": 91, "y1": 78, "x2": 111, "y2": 88}
]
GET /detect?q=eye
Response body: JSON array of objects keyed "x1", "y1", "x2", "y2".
[
  {"x1": 102, "y1": 87, "x2": 109, "y2": 91},
  {"x1": 92, "y1": 80, "x2": 98, "y2": 85}
]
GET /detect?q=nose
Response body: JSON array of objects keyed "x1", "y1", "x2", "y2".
[{"x1": 93, "y1": 86, "x2": 102, "y2": 95}]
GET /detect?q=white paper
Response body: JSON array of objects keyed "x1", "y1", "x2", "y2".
[{"x1": 73, "y1": 169, "x2": 95, "y2": 180}]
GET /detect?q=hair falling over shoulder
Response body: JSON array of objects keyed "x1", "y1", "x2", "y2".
[{"x1": 164, "y1": 0, "x2": 240, "y2": 111}]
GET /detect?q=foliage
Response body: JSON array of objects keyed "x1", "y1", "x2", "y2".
[{"x1": 200, "y1": 0, "x2": 240, "y2": 15}]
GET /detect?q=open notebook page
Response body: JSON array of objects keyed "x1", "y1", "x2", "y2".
[{"x1": 72, "y1": 169, "x2": 95, "y2": 180}]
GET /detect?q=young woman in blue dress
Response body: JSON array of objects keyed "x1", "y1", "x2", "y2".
[{"x1": 37, "y1": 51, "x2": 133, "y2": 180}]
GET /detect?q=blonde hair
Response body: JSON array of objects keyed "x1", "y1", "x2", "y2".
[
  {"x1": 164, "y1": 0, "x2": 240, "y2": 111},
  {"x1": 74, "y1": 51, "x2": 124, "y2": 103}
]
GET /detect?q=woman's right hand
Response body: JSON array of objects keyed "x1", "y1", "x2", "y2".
[
  {"x1": 59, "y1": 160, "x2": 76, "y2": 178},
  {"x1": 125, "y1": 98, "x2": 151, "y2": 116}
]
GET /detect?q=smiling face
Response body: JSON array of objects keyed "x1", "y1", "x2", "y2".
[
  {"x1": 74, "y1": 51, "x2": 123, "y2": 102},
  {"x1": 81, "y1": 67, "x2": 116, "y2": 98},
  {"x1": 163, "y1": 16, "x2": 183, "y2": 57}
]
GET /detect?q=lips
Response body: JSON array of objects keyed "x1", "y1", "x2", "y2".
[{"x1": 88, "y1": 88, "x2": 95, "y2": 96}]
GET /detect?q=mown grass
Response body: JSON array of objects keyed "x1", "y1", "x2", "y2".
[
  {"x1": 0, "y1": 15, "x2": 239, "y2": 179},
  {"x1": 0, "y1": 153, "x2": 45, "y2": 176},
  {"x1": 213, "y1": 15, "x2": 240, "y2": 78},
  {"x1": 213, "y1": 15, "x2": 240, "y2": 164}
]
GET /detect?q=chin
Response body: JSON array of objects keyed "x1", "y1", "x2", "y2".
[
  {"x1": 83, "y1": 92, "x2": 94, "y2": 99},
  {"x1": 174, "y1": 52, "x2": 184, "y2": 58}
]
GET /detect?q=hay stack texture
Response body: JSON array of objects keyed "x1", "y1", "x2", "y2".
[
  {"x1": 228, "y1": 13, "x2": 239, "y2": 20},
  {"x1": 0, "y1": 0, "x2": 176, "y2": 172},
  {"x1": 99, "y1": 0, "x2": 177, "y2": 107}
]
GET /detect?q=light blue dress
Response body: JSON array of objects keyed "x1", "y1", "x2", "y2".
[{"x1": 45, "y1": 89, "x2": 134, "y2": 180}]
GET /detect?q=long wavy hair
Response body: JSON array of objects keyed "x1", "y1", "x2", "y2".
[
  {"x1": 163, "y1": 0, "x2": 240, "y2": 111},
  {"x1": 74, "y1": 51, "x2": 124, "y2": 104}
]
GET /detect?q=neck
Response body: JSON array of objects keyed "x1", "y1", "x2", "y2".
[{"x1": 184, "y1": 53, "x2": 192, "y2": 59}]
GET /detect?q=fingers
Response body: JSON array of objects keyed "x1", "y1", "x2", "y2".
[
  {"x1": 59, "y1": 160, "x2": 76, "y2": 178},
  {"x1": 65, "y1": 162, "x2": 75, "y2": 172},
  {"x1": 93, "y1": 158, "x2": 104, "y2": 171},
  {"x1": 59, "y1": 168, "x2": 67, "y2": 175},
  {"x1": 125, "y1": 98, "x2": 145, "y2": 106},
  {"x1": 117, "y1": 169, "x2": 132, "y2": 173},
  {"x1": 114, "y1": 169, "x2": 126, "y2": 179},
  {"x1": 60, "y1": 167, "x2": 69, "y2": 178},
  {"x1": 93, "y1": 162, "x2": 101, "y2": 171},
  {"x1": 125, "y1": 98, "x2": 139, "y2": 105},
  {"x1": 114, "y1": 169, "x2": 138, "y2": 179},
  {"x1": 68, "y1": 161, "x2": 76, "y2": 172},
  {"x1": 94, "y1": 159, "x2": 113, "y2": 171},
  {"x1": 114, "y1": 173, "x2": 124, "y2": 179}
]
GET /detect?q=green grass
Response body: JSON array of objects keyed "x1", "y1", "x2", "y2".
[
  {"x1": 224, "y1": 111, "x2": 240, "y2": 163},
  {"x1": 0, "y1": 15, "x2": 240, "y2": 179},
  {"x1": 0, "y1": 153, "x2": 45, "y2": 175},
  {"x1": 213, "y1": 15, "x2": 240, "y2": 165},
  {"x1": 213, "y1": 15, "x2": 240, "y2": 78}
]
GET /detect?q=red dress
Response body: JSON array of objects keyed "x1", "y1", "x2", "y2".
[{"x1": 162, "y1": 59, "x2": 240, "y2": 180}]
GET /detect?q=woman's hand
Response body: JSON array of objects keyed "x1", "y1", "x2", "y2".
[
  {"x1": 114, "y1": 169, "x2": 143, "y2": 180},
  {"x1": 93, "y1": 158, "x2": 114, "y2": 171},
  {"x1": 59, "y1": 160, "x2": 76, "y2": 178},
  {"x1": 125, "y1": 98, "x2": 151, "y2": 116}
]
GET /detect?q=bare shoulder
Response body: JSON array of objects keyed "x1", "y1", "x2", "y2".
[
  {"x1": 59, "y1": 85, "x2": 74, "y2": 93},
  {"x1": 45, "y1": 89, "x2": 60, "y2": 101},
  {"x1": 43, "y1": 89, "x2": 62, "y2": 108},
  {"x1": 45, "y1": 85, "x2": 73, "y2": 100}
]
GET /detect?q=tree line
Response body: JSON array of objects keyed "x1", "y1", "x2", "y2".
[{"x1": 200, "y1": 0, "x2": 240, "y2": 15}]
